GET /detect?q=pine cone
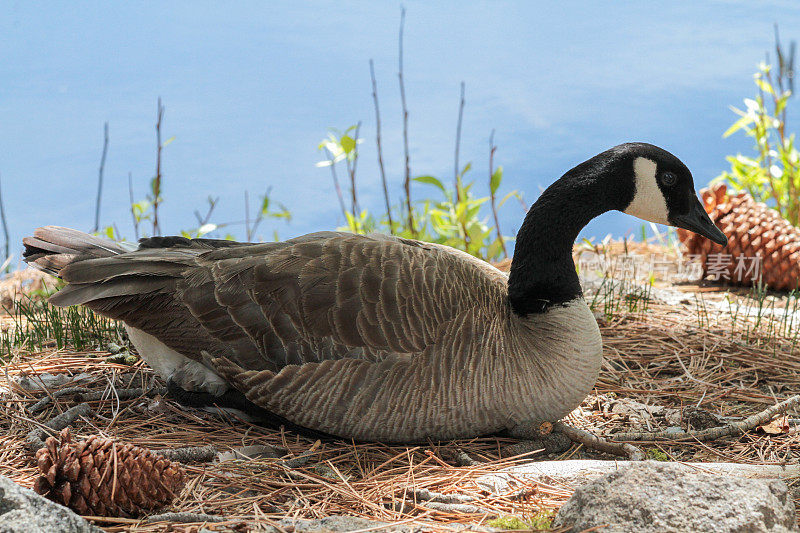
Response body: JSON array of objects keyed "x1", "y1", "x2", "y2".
[
  {"x1": 677, "y1": 183, "x2": 800, "y2": 290},
  {"x1": 34, "y1": 428, "x2": 186, "y2": 517}
]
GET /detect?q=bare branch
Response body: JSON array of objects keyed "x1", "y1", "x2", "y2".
[
  {"x1": 245, "y1": 190, "x2": 251, "y2": 241},
  {"x1": 195, "y1": 196, "x2": 218, "y2": 226},
  {"x1": 488, "y1": 130, "x2": 508, "y2": 258},
  {"x1": 0, "y1": 173, "x2": 9, "y2": 271},
  {"x1": 453, "y1": 82, "x2": 469, "y2": 250},
  {"x1": 349, "y1": 121, "x2": 362, "y2": 221},
  {"x1": 398, "y1": 6, "x2": 415, "y2": 237},
  {"x1": 92, "y1": 122, "x2": 109, "y2": 233},
  {"x1": 152, "y1": 98, "x2": 165, "y2": 236},
  {"x1": 127, "y1": 172, "x2": 139, "y2": 240},
  {"x1": 454, "y1": 82, "x2": 465, "y2": 195},
  {"x1": 324, "y1": 147, "x2": 348, "y2": 219},
  {"x1": 370, "y1": 59, "x2": 394, "y2": 233},
  {"x1": 250, "y1": 188, "x2": 271, "y2": 239}
]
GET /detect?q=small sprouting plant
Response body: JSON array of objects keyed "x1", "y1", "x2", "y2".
[
  {"x1": 715, "y1": 32, "x2": 799, "y2": 225},
  {"x1": 317, "y1": 125, "x2": 363, "y2": 223},
  {"x1": 646, "y1": 448, "x2": 670, "y2": 461},
  {"x1": 318, "y1": 125, "x2": 519, "y2": 262},
  {"x1": 487, "y1": 511, "x2": 554, "y2": 531},
  {"x1": 1, "y1": 294, "x2": 127, "y2": 358}
]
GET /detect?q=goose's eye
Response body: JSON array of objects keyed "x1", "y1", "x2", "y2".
[{"x1": 660, "y1": 172, "x2": 677, "y2": 187}]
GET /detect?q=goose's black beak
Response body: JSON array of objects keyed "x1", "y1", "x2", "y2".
[{"x1": 671, "y1": 198, "x2": 728, "y2": 246}]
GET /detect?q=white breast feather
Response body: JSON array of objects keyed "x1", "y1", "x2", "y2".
[{"x1": 124, "y1": 325, "x2": 229, "y2": 396}]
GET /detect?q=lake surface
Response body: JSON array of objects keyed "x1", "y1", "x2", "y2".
[{"x1": 2, "y1": 1, "x2": 799, "y2": 263}]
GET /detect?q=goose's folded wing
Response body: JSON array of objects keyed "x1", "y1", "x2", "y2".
[
  {"x1": 187, "y1": 232, "x2": 507, "y2": 372},
  {"x1": 49, "y1": 231, "x2": 506, "y2": 376}
]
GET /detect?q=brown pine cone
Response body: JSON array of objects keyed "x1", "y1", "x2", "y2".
[
  {"x1": 34, "y1": 428, "x2": 186, "y2": 517},
  {"x1": 677, "y1": 183, "x2": 800, "y2": 290}
]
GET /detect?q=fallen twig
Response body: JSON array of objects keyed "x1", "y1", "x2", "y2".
[
  {"x1": 387, "y1": 499, "x2": 488, "y2": 515},
  {"x1": 215, "y1": 444, "x2": 287, "y2": 463},
  {"x1": 555, "y1": 422, "x2": 644, "y2": 460},
  {"x1": 28, "y1": 386, "x2": 167, "y2": 414},
  {"x1": 144, "y1": 512, "x2": 226, "y2": 523},
  {"x1": 453, "y1": 449, "x2": 482, "y2": 467},
  {"x1": 278, "y1": 440, "x2": 321, "y2": 470},
  {"x1": 411, "y1": 487, "x2": 475, "y2": 505},
  {"x1": 503, "y1": 433, "x2": 571, "y2": 458},
  {"x1": 25, "y1": 403, "x2": 93, "y2": 452},
  {"x1": 611, "y1": 394, "x2": 800, "y2": 442},
  {"x1": 415, "y1": 500, "x2": 487, "y2": 514},
  {"x1": 27, "y1": 387, "x2": 91, "y2": 414},
  {"x1": 155, "y1": 444, "x2": 217, "y2": 463}
]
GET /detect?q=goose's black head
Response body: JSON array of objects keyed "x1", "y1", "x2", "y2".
[
  {"x1": 609, "y1": 142, "x2": 727, "y2": 246},
  {"x1": 509, "y1": 143, "x2": 726, "y2": 316}
]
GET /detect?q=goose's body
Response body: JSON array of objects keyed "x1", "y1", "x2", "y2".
[{"x1": 23, "y1": 143, "x2": 726, "y2": 442}]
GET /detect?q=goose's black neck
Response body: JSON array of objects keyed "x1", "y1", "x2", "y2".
[{"x1": 508, "y1": 152, "x2": 632, "y2": 315}]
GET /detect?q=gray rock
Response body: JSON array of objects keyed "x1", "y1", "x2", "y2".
[
  {"x1": 552, "y1": 461, "x2": 798, "y2": 533},
  {"x1": 0, "y1": 474, "x2": 101, "y2": 533},
  {"x1": 476, "y1": 459, "x2": 800, "y2": 495}
]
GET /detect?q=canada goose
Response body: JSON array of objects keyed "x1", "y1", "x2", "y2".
[{"x1": 23, "y1": 143, "x2": 726, "y2": 442}]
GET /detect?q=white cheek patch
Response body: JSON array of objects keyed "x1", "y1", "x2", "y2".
[{"x1": 623, "y1": 157, "x2": 670, "y2": 225}]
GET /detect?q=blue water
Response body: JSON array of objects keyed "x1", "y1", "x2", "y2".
[{"x1": 2, "y1": 1, "x2": 799, "y2": 264}]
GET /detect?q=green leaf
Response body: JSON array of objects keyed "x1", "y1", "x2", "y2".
[
  {"x1": 755, "y1": 78, "x2": 775, "y2": 96},
  {"x1": 498, "y1": 190, "x2": 519, "y2": 207},
  {"x1": 270, "y1": 205, "x2": 292, "y2": 221},
  {"x1": 344, "y1": 211, "x2": 358, "y2": 233},
  {"x1": 490, "y1": 165, "x2": 503, "y2": 195},
  {"x1": 162, "y1": 136, "x2": 176, "y2": 148},
  {"x1": 341, "y1": 135, "x2": 356, "y2": 154},
  {"x1": 487, "y1": 237, "x2": 503, "y2": 260},
  {"x1": 723, "y1": 115, "x2": 754, "y2": 138},
  {"x1": 414, "y1": 175, "x2": 446, "y2": 193}
]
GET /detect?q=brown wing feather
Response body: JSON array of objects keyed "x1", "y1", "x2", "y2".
[{"x1": 195, "y1": 232, "x2": 505, "y2": 374}]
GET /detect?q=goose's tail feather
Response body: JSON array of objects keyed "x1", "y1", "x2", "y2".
[{"x1": 22, "y1": 226, "x2": 134, "y2": 277}]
